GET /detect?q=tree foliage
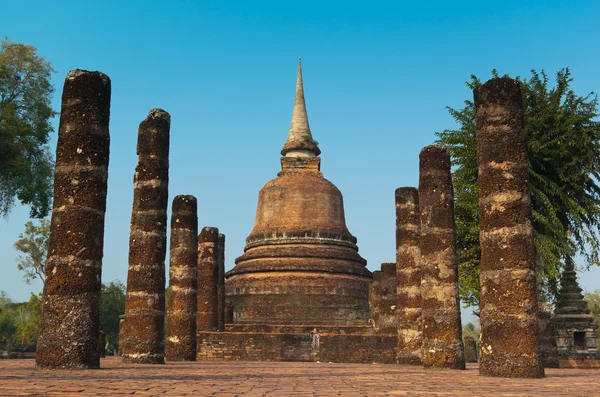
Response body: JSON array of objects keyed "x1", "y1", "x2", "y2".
[
  {"x1": 14, "y1": 218, "x2": 50, "y2": 284},
  {"x1": 437, "y1": 68, "x2": 600, "y2": 308},
  {"x1": 100, "y1": 281, "x2": 126, "y2": 349},
  {"x1": 584, "y1": 289, "x2": 600, "y2": 346},
  {"x1": 0, "y1": 38, "x2": 56, "y2": 219},
  {"x1": 0, "y1": 292, "x2": 41, "y2": 347}
]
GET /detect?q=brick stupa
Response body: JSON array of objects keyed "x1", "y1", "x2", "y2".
[{"x1": 225, "y1": 59, "x2": 371, "y2": 325}]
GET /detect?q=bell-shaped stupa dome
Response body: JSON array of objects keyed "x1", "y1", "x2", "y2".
[{"x1": 225, "y1": 60, "x2": 371, "y2": 325}]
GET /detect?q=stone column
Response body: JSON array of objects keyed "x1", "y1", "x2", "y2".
[
  {"x1": 197, "y1": 227, "x2": 219, "y2": 332},
  {"x1": 217, "y1": 233, "x2": 226, "y2": 331},
  {"x1": 36, "y1": 70, "x2": 111, "y2": 369},
  {"x1": 419, "y1": 145, "x2": 465, "y2": 370},
  {"x1": 464, "y1": 337, "x2": 478, "y2": 363},
  {"x1": 118, "y1": 315, "x2": 125, "y2": 356},
  {"x1": 166, "y1": 195, "x2": 198, "y2": 361},
  {"x1": 121, "y1": 109, "x2": 170, "y2": 364},
  {"x1": 474, "y1": 77, "x2": 544, "y2": 378},
  {"x1": 395, "y1": 187, "x2": 422, "y2": 365}
]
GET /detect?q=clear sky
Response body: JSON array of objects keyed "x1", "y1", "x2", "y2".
[{"x1": 1, "y1": 1, "x2": 599, "y2": 323}]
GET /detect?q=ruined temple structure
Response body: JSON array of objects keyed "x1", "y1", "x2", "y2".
[
  {"x1": 553, "y1": 258, "x2": 599, "y2": 368},
  {"x1": 196, "y1": 61, "x2": 400, "y2": 364},
  {"x1": 225, "y1": 59, "x2": 372, "y2": 325},
  {"x1": 36, "y1": 70, "x2": 111, "y2": 369}
]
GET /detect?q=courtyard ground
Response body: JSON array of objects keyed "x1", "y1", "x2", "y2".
[{"x1": 0, "y1": 357, "x2": 598, "y2": 396}]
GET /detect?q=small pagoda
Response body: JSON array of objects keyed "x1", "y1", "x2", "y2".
[{"x1": 553, "y1": 258, "x2": 599, "y2": 367}]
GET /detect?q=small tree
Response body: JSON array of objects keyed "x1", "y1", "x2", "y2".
[
  {"x1": 0, "y1": 38, "x2": 56, "y2": 219},
  {"x1": 14, "y1": 218, "x2": 50, "y2": 284},
  {"x1": 437, "y1": 68, "x2": 600, "y2": 308}
]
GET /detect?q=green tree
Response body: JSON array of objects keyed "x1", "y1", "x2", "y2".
[
  {"x1": 0, "y1": 291, "x2": 18, "y2": 343},
  {"x1": 14, "y1": 218, "x2": 50, "y2": 284},
  {"x1": 437, "y1": 68, "x2": 600, "y2": 308},
  {"x1": 100, "y1": 281, "x2": 126, "y2": 349},
  {"x1": 584, "y1": 289, "x2": 600, "y2": 346},
  {"x1": 15, "y1": 293, "x2": 41, "y2": 345},
  {"x1": 0, "y1": 38, "x2": 56, "y2": 219}
]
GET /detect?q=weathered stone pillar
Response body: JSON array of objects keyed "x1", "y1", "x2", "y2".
[
  {"x1": 474, "y1": 77, "x2": 544, "y2": 378},
  {"x1": 121, "y1": 109, "x2": 170, "y2": 364},
  {"x1": 197, "y1": 227, "x2": 219, "y2": 332},
  {"x1": 419, "y1": 145, "x2": 465, "y2": 370},
  {"x1": 369, "y1": 263, "x2": 397, "y2": 335},
  {"x1": 118, "y1": 315, "x2": 125, "y2": 356},
  {"x1": 36, "y1": 70, "x2": 111, "y2": 369},
  {"x1": 217, "y1": 233, "x2": 226, "y2": 331},
  {"x1": 395, "y1": 187, "x2": 421, "y2": 365},
  {"x1": 464, "y1": 337, "x2": 478, "y2": 363},
  {"x1": 166, "y1": 195, "x2": 198, "y2": 361}
]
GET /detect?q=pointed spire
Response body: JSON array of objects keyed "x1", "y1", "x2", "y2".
[{"x1": 281, "y1": 58, "x2": 321, "y2": 157}]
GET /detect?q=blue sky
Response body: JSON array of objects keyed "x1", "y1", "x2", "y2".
[{"x1": 1, "y1": 1, "x2": 599, "y2": 323}]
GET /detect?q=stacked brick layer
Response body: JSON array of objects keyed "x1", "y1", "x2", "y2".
[{"x1": 36, "y1": 70, "x2": 111, "y2": 369}]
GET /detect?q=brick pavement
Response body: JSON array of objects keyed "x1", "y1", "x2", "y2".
[{"x1": 0, "y1": 357, "x2": 597, "y2": 396}]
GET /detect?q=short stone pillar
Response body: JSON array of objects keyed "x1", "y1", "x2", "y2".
[
  {"x1": 474, "y1": 77, "x2": 544, "y2": 378},
  {"x1": 369, "y1": 263, "x2": 397, "y2": 335},
  {"x1": 197, "y1": 227, "x2": 219, "y2": 332},
  {"x1": 121, "y1": 109, "x2": 171, "y2": 364},
  {"x1": 166, "y1": 195, "x2": 198, "y2": 361},
  {"x1": 36, "y1": 70, "x2": 111, "y2": 369},
  {"x1": 98, "y1": 331, "x2": 107, "y2": 358},
  {"x1": 539, "y1": 304, "x2": 559, "y2": 368},
  {"x1": 117, "y1": 315, "x2": 125, "y2": 357},
  {"x1": 217, "y1": 233, "x2": 226, "y2": 331},
  {"x1": 395, "y1": 187, "x2": 421, "y2": 365},
  {"x1": 419, "y1": 145, "x2": 465, "y2": 370},
  {"x1": 464, "y1": 337, "x2": 478, "y2": 363}
]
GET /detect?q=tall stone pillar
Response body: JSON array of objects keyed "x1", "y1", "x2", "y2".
[
  {"x1": 121, "y1": 109, "x2": 170, "y2": 364},
  {"x1": 419, "y1": 145, "x2": 465, "y2": 370},
  {"x1": 36, "y1": 70, "x2": 111, "y2": 369},
  {"x1": 395, "y1": 187, "x2": 421, "y2": 365},
  {"x1": 166, "y1": 195, "x2": 198, "y2": 361},
  {"x1": 474, "y1": 77, "x2": 544, "y2": 378},
  {"x1": 197, "y1": 227, "x2": 219, "y2": 332},
  {"x1": 217, "y1": 233, "x2": 226, "y2": 331}
]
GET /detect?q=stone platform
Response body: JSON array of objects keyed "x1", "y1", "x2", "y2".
[
  {"x1": 197, "y1": 324, "x2": 396, "y2": 363},
  {"x1": 0, "y1": 357, "x2": 596, "y2": 396}
]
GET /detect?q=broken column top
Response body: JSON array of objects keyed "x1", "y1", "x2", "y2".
[
  {"x1": 199, "y1": 226, "x2": 219, "y2": 243},
  {"x1": 473, "y1": 76, "x2": 522, "y2": 108}
]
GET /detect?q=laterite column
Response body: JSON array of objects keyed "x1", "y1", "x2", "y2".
[
  {"x1": 197, "y1": 227, "x2": 219, "y2": 333},
  {"x1": 395, "y1": 187, "x2": 422, "y2": 365},
  {"x1": 474, "y1": 77, "x2": 544, "y2": 378},
  {"x1": 121, "y1": 109, "x2": 170, "y2": 364},
  {"x1": 36, "y1": 70, "x2": 111, "y2": 369},
  {"x1": 419, "y1": 145, "x2": 465, "y2": 370},
  {"x1": 166, "y1": 195, "x2": 198, "y2": 361},
  {"x1": 217, "y1": 233, "x2": 226, "y2": 331}
]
